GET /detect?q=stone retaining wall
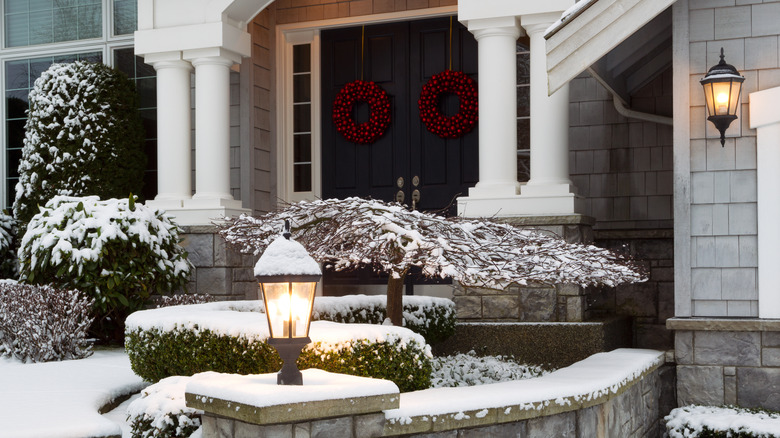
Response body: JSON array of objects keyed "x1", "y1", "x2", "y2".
[{"x1": 669, "y1": 318, "x2": 780, "y2": 411}]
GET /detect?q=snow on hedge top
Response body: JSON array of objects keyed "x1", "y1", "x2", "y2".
[
  {"x1": 125, "y1": 300, "x2": 427, "y2": 348},
  {"x1": 19, "y1": 196, "x2": 190, "y2": 276},
  {"x1": 665, "y1": 405, "x2": 780, "y2": 438},
  {"x1": 221, "y1": 197, "x2": 645, "y2": 289},
  {"x1": 254, "y1": 234, "x2": 322, "y2": 277}
]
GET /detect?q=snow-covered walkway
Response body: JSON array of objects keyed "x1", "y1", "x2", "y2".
[{"x1": 0, "y1": 349, "x2": 145, "y2": 438}]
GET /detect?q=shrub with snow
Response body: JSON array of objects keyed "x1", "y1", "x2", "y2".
[
  {"x1": 154, "y1": 294, "x2": 214, "y2": 308},
  {"x1": 18, "y1": 196, "x2": 192, "y2": 341},
  {"x1": 0, "y1": 211, "x2": 17, "y2": 279},
  {"x1": 125, "y1": 301, "x2": 432, "y2": 392},
  {"x1": 13, "y1": 60, "x2": 145, "y2": 226},
  {"x1": 665, "y1": 405, "x2": 780, "y2": 438},
  {"x1": 312, "y1": 294, "x2": 456, "y2": 343},
  {"x1": 127, "y1": 376, "x2": 202, "y2": 438},
  {"x1": 430, "y1": 351, "x2": 549, "y2": 388},
  {"x1": 0, "y1": 281, "x2": 94, "y2": 362}
]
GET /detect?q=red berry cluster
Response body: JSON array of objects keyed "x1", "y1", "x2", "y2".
[
  {"x1": 332, "y1": 80, "x2": 391, "y2": 144},
  {"x1": 418, "y1": 70, "x2": 478, "y2": 139}
]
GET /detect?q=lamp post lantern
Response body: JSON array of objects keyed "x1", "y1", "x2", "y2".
[
  {"x1": 701, "y1": 48, "x2": 745, "y2": 146},
  {"x1": 255, "y1": 220, "x2": 322, "y2": 385}
]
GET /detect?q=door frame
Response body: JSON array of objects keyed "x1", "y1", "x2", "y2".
[{"x1": 274, "y1": 6, "x2": 458, "y2": 204}]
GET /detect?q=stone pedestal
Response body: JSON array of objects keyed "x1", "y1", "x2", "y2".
[
  {"x1": 452, "y1": 215, "x2": 594, "y2": 323},
  {"x1": 186, "y1": 369, "x2": 399, "y2": 438}
]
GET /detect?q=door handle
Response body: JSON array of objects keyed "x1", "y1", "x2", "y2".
[
  {"x1": 412, "y1": 189, "x2": 420, "y2": 210},
  {"x1": 396, "y1": 190, "x2": 405, "y2": 203}
]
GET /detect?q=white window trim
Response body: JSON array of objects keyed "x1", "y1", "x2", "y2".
[
  {"x1": 274, "y1": 6, "x2": 457, "y2": 203},
  {"x1": 0, "y1": 0, "x2": 135, "y2": 208}
]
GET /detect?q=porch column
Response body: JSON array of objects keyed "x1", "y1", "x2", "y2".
[
  {"x1": 519, "y1": 13, "x2": 582, "y2": 211},
  {"x1": 465, "y1": 17, "x2": 522, "y2": 198},
  {"x1": 750, "y1": 86, "x2": 780, "y2": 318},
  {"x1": 150, "y1": 58, "x2": 193, "y2": 202},
  {"x1": 190, "y1": 53, "x2": 236, "y2": 201}
]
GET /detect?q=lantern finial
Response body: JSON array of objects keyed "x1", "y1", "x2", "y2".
[{"x1": 283, "y1": 219, "x2": 291, "y2": 240}]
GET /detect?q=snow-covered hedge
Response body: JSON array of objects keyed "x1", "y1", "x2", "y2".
[
  {"x1": 312, "y1": 294, "x2": 455, "y2": 343},
  {"x1": 125, "y1": 301, "x2": 432, "y2": 392},
  {"x1": 127, "y1": 376, "x2": 202, "y2": 438},
  {"x1": 665, "y1": 405, "x2": 780, "y2": 438},
  {"x1": 430, "y1": 351, "x2": 549, "y2": 388},
  {"x1": 18, "y1": 196, "x2": 192, "y2": 341},
  {"x1": 0, "y1": 280, "x2": 94, "y2": 362},
  {"x1": 13, "y1": 61, "x2": 145, "y2": 226},
  {"x1": 154, "y1": 294, "x2": 214, "y2": 308},
  {"x1": 0, "y1": 211, "x2": 17, "y2": 279}
]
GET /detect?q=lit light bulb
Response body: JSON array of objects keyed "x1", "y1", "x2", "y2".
[{"x1": 715, "y1": 92, "x2": 729, "y2": 115}]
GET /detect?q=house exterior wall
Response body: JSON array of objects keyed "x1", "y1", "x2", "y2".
[{"x1": 672, "y1": 0, "x2": 780, "y2": 412}]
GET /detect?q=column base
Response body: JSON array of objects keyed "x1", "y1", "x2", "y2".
[
  {"x1": 457, "y1": 191, "x2": 586, "y2": 217},
  {"x1": 146, "y1": 198, "x2": 250, "y2": 226}
]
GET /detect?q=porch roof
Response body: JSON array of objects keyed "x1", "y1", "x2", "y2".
[{"x1": 544, "y1": 0, "x2": 675, "y2": 99}]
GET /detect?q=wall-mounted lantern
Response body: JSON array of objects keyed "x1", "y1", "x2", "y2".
[
  {"x1": 255, "y1": 220, "x2": 322, "y2": 385},
  {"x1": 701, "y1": 48, "x2": 745, "y2": 146}
]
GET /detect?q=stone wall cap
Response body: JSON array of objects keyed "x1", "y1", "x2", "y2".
[
  {"x1": 494, "y1": 214, "x2": 596, "y2": 227},
  {"x1": 667, "y1": 317, "x2": 780, "y2": 332},
  {"x1": 186, "y1": 369, "x2": 399, "y2": 425}
]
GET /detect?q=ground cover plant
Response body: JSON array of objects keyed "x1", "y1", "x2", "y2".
[
  {"x1": 430, "y1": 350, "x2": 550, "y2": 387},
  {"x1": 666, "y1": 405, "x2": 780, "y2": 437},
  {"x1": 220, "y1": 197, "x2": 645, "y2": 325},
  {"x1": 312, "y1": 294, "x2": 455, "y2": 343},
  {"x1": 13, "y1": 61, "x2": 145, "y2": 227},
  {"x1": 0, "y1": 281, "x2": 93, "y2": 362},
  {"x1": 18, "y1": 196, "x2": 192, "y2": 342},
  {"x1": 124, "y1": 301, "x2": 432, "y2": 392}
]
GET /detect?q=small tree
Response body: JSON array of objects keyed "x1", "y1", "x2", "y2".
[
  {"x1": 220, "y1": 198, "x2": 646, "y2": 325},
  {"x1": 13, "y1": 61, "x2": 145, "y2": 226}
]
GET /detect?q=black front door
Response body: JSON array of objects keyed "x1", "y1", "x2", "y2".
[{"x1": 321, "y1": 17, "x2": 479, "y2": 214}]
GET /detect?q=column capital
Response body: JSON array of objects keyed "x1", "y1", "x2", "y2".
[
  {"x1": 185, "y1": 47, "x2": 242, "y2": 67},
  {"x1": 464, "y1": 16, "x2": 522, "y2": 40},
  {"x1": 521, "y1": 11, "x2": 565, "y2": 35},
  {"x1": 152, "y1": 59, "x2": 193, "y2": 72}
]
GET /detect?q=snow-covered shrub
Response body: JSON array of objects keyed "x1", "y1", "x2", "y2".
[
  {"x1": 18, "y1": 196, "x2": 192, "y2": 341},
  {"x1": 13, "y1": 61, "x2": 145, "y2": 226},
  {"x1": 430, "y1": 351, "x2": 549, "y2": 388},
  {"x1": 127, "y1": 376, "x2": 202, "y2": 438},
  {"x1": 125, "y1": 301, "x2": 432, "y2": 392},
  {"x1": 154, "y1": 294, "x2": 214, "y2": 308},
  {"x1": 665, "y1": 405, "x2": 780, "y2": 438},
  {"x1": 0, "y1": 211, "x2": 17, "y2": 279},
  {"x1": 0, "y1": 281, "x2": 94, "y2": 362},
  {"x1": 312, "y1": 294, "x2": 456, "y2": 343}
]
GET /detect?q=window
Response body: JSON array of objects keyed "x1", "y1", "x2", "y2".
[
  {"x1": 292, "y1": 44, "x2": 312, "y2": 193},
  {"x1": 4, "y1": 0, "x2": 102, "y2": 48},
  {"x1": 516, "y1": 40, "x2": 530, "y2": 183},
  {"x1": 113, "y1": 0, "x2": 136, "y2": 36}
]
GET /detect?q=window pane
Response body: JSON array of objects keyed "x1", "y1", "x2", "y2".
[
  {"x1": 517, "y1": 85, "x2": 530, "y2": 118},
  {"x1": 6, "y1": 0, "x2": 30, "y2": 13},
  {"x1": 293, "y1": 74, "x2": 310, "y2": 103},
  {"x1": 78, "y1": 4, "x2": 102, "y2": 39},
  {"x1": 5, "y1": 13, "x2": 30, "y2": 47},
  {"x1": 517, "y1": 52, "x2": 530, "y2": 85},
  {"x1": 5, "y1": 60, "x2": 30, "y2": 90},
  {"x1": 6, "y1": 149, "x2": 23, "y2": 178},
  {"x1": 294, "y1": 164, "x2": 312, "y2": 192},
  {"x1": 4, "y1": 0, "x2": 101, "y2": 47},
  {"x1": 293, "y1": 104, "x2": 311, "y2": 132},
  {"x1": 7, "y1": 120, "x2": 26, "y2": 149},
  {"x1": 114, "y1": 0, "x2": 137, "y2": 35},
  {"x1": 294, "y1": 134, "x2": 311, "y2": 163},
  {"x1": 137, "y1": 77, "x2": 157, "y2": 108},
  {"x1": 6, "y1": 90, "x2": 29, "y2": 119},
  {"x1": 293, "y1": 44, "x2": 311, "y2": 73},
  {"x1": 135, "y1": 56, "x2": 155, "y2": 78},
  {"x1": 53, "y1": 7, "x2": 77, "y2": 42},
  {"x1": 114, "y1": 48, "x2": 135, "y2": 74}
]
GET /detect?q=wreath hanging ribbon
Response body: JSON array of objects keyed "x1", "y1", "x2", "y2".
[
  {"x1": 332, "y1": 80, "x2": 391, "y2": 145},
  {"x1": 418, "y1": 70, "x2": 478, "y2": 139}
]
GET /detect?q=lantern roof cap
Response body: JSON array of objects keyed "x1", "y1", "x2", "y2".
[
  {"x1": 702, "y1": 48, "x2": 744, "y2": 83},
  {"x1": 254, "y1": 233, "x2": 322, "y2": 278}
]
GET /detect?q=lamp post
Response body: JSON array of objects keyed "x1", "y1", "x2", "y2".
[
  {"x1": 255, "y1": 220, "x2": 322, "y2": 385},
  {"x1": 701, "y1": 48, "x2": 745, "y2": 146}
]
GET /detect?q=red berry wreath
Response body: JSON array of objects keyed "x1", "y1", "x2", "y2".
[
  {"x1": 418, "y1": 70, "x2": 478, "y2": 139},
  {"x1": 332, "y1": 80, "x2": 391, "y2": 144}
]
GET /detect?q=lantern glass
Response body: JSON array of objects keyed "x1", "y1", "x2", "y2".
[
  {"x1": 262, "y1": 281, "x2": 317, "y2": 339},
  {"x1": 703, "y1": 79, "x2": 742, "y2": 117}
]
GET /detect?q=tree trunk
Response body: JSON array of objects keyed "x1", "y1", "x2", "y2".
[{"x1": 386, "y1": 269, "x2": 407, "y2": 326}]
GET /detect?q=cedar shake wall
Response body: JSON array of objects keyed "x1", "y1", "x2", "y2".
[
  {"x1": 274, "y1": 0, "x2": 456, "y2": 25},
  {"x1": 249, "y1": 7, "x2": 276, "y2": 214}
]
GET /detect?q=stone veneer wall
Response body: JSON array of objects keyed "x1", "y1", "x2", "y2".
[
  {"x1": 178, "y1": 226, "x2": 258, "y2": 300},
  {"x1": 199, "y1": 361, "x2": 675, "y2": 438},
  {"x1": 670, "y1": 318, "x2": 780, "y2": 411}
]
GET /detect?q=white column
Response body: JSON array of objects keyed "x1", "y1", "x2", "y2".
[
  {"x1": 191, "y1": 55, "x2": 235, "y2": 201},
  {"x1": 151, "y1": 59, "x2": 193, "y2": 202},
  {"x1": 467, "y1": 18, "x2": 522, "y2": 198},
  {"x1": 521, "y1": 14, "x2": 577, "y2": 197},
  {"x1": 750, "y1": 86, "x2": 780, "y2": 319}
]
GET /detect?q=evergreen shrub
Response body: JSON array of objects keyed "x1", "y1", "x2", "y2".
[
  {"x1": 13, "y1": 61, "x2": 145, "y2": 226},
  {"x1": 125, "y1": 301, "x2": 432, "y2": 392},
  {"x1": 312, "y1": 294, "x2": 456, "y2": 344},
  {"x1": 0, "y1": 211, "x2": 16, "y2": 279},
  {"x1": 18, "y1": 196, "x2": 191, "y2": 341}
]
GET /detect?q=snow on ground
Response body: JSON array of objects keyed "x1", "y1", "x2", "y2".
[
  {"x1": 666, "y1": 405, "x2": 780, "y2": 437},
  {"x1": 0, "y1": 349, "x2": 146, "y2": 438}
]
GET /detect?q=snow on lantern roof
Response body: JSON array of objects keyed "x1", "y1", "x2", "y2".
[{"x1": 254, "y1": 233, "x2": 322, "y2": 279}]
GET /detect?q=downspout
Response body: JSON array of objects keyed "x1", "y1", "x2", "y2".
[{"x1": 611, "y1": 94, "x2": 673, "y2": 126}]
